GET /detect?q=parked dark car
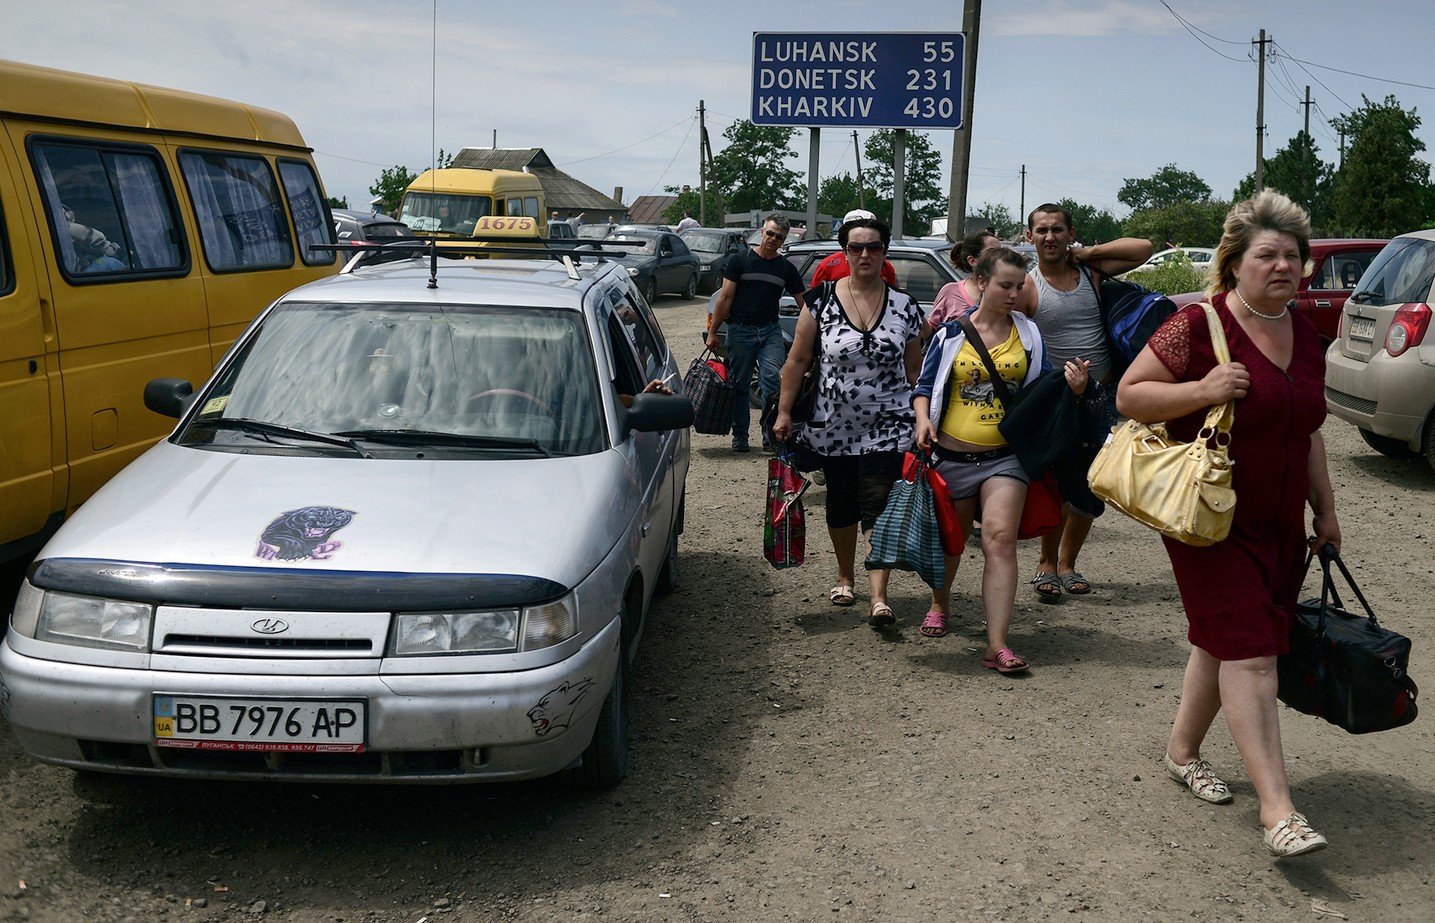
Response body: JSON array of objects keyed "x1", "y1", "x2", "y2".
[
  {"x1": 680, "y1": 227, "x2": 748, "y2": 294},
  {"x1": 332, "y1": 209, "x2": 421, "y2": 266},
  {"x1": 577, "y1": 223, "x2": 618, "y2": 240},
  {"x1": 606, "y1": 230, "x2": 701, "y2": 303}
]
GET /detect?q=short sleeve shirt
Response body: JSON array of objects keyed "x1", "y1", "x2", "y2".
[{"x1": 723, "y1": 249, "x2": 805, "y2": 326}]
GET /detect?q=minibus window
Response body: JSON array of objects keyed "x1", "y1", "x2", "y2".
[
  {"x1": 524, "y1": 197, "x2": 539, "y2": 218},
  {"x1": 179, "y1": 151, "x2": 293, "y2": 272},
  {"x1": 507, "y1": 197, "x2": 523, "y2": 217},
  {"x1": 278, "y1": 160, "x2": 336, "y2": 266},
  {"x1": 0, "y1": 201, "x2": 12, "y2": 296},
  {"x1": 31, "y1": 140, "x2": 186, "y2": 281}
]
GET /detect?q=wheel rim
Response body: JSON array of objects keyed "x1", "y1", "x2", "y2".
[
  {"x1": 645, "y1": 280, "x2": 657, "y2": 303},
  {"x1": 684, "y1": 274, "x2": 696, "y2": 299}
]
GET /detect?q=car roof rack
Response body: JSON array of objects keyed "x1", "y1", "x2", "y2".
[{"x1": 308, "y1": 237, "x2": 645, "y2": 288}]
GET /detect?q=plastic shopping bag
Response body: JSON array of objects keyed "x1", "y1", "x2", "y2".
[
  {"x1": 763, "y1": 450, "x2": 810, "y2": 569},
  {"x1": 865, "y1": 455, "x2": 945, "y2": 589},
  {"x1": 903, "y1": 451, "x2": 963, "y2": 555}
]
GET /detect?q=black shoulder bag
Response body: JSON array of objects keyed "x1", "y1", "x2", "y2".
[{"x1": 1278, "y1": 543, "x2": 1419, "y2": 734}]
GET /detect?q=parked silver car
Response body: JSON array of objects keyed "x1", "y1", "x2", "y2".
[
  {"x1": 1325, "y1": 228, "x2": 1435, "y2": 470},
  {"x1": 1, "y1": 251, "x2": 693, "y2": 787}
]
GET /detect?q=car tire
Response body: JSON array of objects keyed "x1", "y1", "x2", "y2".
[
  {"x1": 643, "y1": 278, "x2": 658, "y2": 304},
  {"x1": 1425, "y1": 414, "x2": 1435, "y2": 474},
  {"x1": 569, "y1": 654, "x2": 629, "y2": 790},
  {"x1": 1359, "y1": 427, "x2": 1416, "y2": 458},
  {"x1": 683, "y1": 273, "x2": 697, "y2": 300},
  {"x1": 655, "y1": 516, "x2": 680, "y2": 596}
]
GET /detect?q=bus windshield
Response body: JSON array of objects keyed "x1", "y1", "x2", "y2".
[{"x1": 398, "y1": 192, "x2": 493, "y2": 234}]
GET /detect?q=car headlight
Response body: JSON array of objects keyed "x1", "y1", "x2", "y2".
[
  {"x1": 626, "y1": 267, "x2": 640, "y2": 277},
  {"x1": 388, "y1": 593, "x2": 579, "y2": 656},
  {"x1": 24, "y1": 587, "x2": 153, "y2": 651}
]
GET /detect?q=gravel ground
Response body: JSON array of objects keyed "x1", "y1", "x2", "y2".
[{"x1": 1, "y1": 293, "x2": 1432, "y2": 922}]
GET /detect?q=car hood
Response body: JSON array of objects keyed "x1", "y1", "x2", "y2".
[{"x1": 39, "y1": 442, "x2": 637, "y2": 587}]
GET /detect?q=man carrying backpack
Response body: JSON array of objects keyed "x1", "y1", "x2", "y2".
[{"x1": 1016, "y1": 203, "x2": 1151, "y2": 600}]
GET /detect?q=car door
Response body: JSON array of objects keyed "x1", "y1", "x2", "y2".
[
  {"x1": 1301, "y1": 248, "x2": 1381, "y2": 341},
  {"x1": 655, "y1": 234, "x2": 679, "y2": 293},
  {"x1": 887, "y1": 253, "x2": 950, "y2": 313}
]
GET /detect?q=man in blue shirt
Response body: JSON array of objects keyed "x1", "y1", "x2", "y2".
[{"x1": 705, "y1": 215, "x2": 807, "y2": 452}]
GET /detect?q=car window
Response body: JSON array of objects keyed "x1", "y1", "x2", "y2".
[
  {"x1": 524, "y1": 197, "x2": 539, "y2": 218},
  {"x1": 183, "y1": 302, "x2": 604, "y2": 456},
  {"x1": 31, "y1": 138, "x2": 187, "y2": 280},
  {"x1": 615, "y1": 290, "x2": 664, "y2": 379},
  {"x1": 890, "y1": 256, "x2": 945, "y2": 304},
  {"x1": 0, "y1": 199, "x2": 12, "y2": 296},
  {"x1": 179, "y1": 150, "x2": 293, "y2": 271},
  {"x1": 681, "y1": 231, "x2": 726, "y2": 252},
  {"x1": 1312, "y1": 250, "x2": 1378, "y2": 291},
  {"x1": 398, "y1": 192, "x2": 491, "y2": 234},
  {"x1": 277, "y1": 160, "x2": 335, "y2": 266},
  {"x1": 670, "y1": 237, "x2": 690, "y2": 257},
  {"x1": 1350, "y1": 238, "x2": 1435, "y2": 305},
  {"x1": 605, "y1": 312, "x2": 645, "y2": 399}
]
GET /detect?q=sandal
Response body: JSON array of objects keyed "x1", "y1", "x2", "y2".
[
  {"x1": 868, "y1": 602, "x2": 896, "y2": 628},
  {"x1": 1165, "y1": 753, "x2": 1233, "y2": 804},
  {"x1": 1031, "y1": 571, "x2": 1062, "y2": 601},
  {"x1": 829, "y1": 584, "x2": 855, "y2": 607},
  {"x1": 981, "y1": 647, "x2": 1029, "y2": 674},
  {"x1": 919, "y1": 610, "x2": 949, "y2": 638},
  {"x1": 1059, "y1": 572, "x2": 1092, "y2": 595},
  {"x1": 1263, "y1": 812, "x2": 1328, "y2": 859}
]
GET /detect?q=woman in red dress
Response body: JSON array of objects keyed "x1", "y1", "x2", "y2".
[{"x1": 1117, "y1": 190, "x2": 1341, "y2": 859}]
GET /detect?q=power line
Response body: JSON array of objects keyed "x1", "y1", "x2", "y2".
[
  {"x1": 557, "y1": 116, "x2": 695, "y2": 167},
  {"x1": 1156, "y1": 0, "x2": 1249, "y2": 62},
  {"x1": 1271, "y1": 44, "x2": 1355, "y2": 111},
  {"x1": 1157, "y1": 1, "x2": 1243, "y2": 44},
  {"x1": 642, "y1": 116, "x2": 697, "y2": 200},
  {"x1": 1274, "y1": 47, "x2": 1435, "y2": 93}
]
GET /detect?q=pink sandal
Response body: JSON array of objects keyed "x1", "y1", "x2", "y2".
[
  {"x1": 981, "y1": 648, "x2": 1029, "y2": 674},
  {"x1": 919, "y1": 610, "x2": 949, "y2": 638}
]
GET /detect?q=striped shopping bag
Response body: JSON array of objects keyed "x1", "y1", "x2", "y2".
[
  {"x1": 763, "y1": 449, "x2": 810, "y2": 569},
  {"x1": 683, "y1": 349, "x2": 734, "y2": 436},
  {"x1": 865, "y1": 455, "x2": 945, "y2": 589}
]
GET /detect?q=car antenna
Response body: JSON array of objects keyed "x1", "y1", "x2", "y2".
[
  {"x1": 428, "y1": 0, "x2": 438, "y2": 289},
  {"x1": 428, "y1": 237, "x2": 439, "y2": 289}
]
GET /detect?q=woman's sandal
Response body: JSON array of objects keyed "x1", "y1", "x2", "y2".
[
  {"x1": 829, "y1": 584, "x2": 856, "y2": 607},
  {"x1": 981, "y1": 647, "x2": 1030, "y2": 674},
  {"x1": 1165, "y1": 753, "x2": 1233, "y2": 804},
  {"x1": 1059, "y1": 572, "x2": 1092, "y2": 595},
  {"x1": 868, "y1": 602, "x2": 896, "y2": 628},
  {"x1": 919, "y1": 610, "x2": 949, "y2": 638},
  {"x1": 1031, "y1": 572, "x2": 1062, "y2": 601},
  {"x1": 1263, "y1": 812, "x2": 1328, "y2": 858}
]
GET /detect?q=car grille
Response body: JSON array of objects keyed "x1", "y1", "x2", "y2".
[
  {"x1": 1326, "y1": 387, "x2": 1377, "y2": 416},
  {"x1": 152, "y1": 608, "x2": 391, "y2": 659},
  {"x1": 79, "y1": 739, "x2": 485, "y2": 777},
  {"x1": 160, "y1": 634, "x2": 372, "y2": 653}
]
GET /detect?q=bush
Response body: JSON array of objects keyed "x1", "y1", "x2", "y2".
[{"x1": 1124, "y1": 256, "x2": 1209, "y2": 296}]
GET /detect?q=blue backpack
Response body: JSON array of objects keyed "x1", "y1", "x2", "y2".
[{"x1": 1087, "y1": 267, "x2": 1178, "y2": 372}]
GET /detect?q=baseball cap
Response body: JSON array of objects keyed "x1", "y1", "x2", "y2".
[{"x1": 843, "y1": 208, "x2": 876, "y2": 223}]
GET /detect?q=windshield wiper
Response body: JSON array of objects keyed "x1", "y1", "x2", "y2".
[
  {"x1": 189, "y1": 418, "x2": 367, "y2": 457},
  {"x1": 334, "y1": 429, "x2": 553, "y2": 457},
  {"x1": 1349, "y1": 290, "x2": 1378, "y2": 304}
]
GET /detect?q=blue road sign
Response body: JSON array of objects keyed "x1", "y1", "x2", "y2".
[{"x1": 751, "y1": 32, "x2": 964, "y2": 130}]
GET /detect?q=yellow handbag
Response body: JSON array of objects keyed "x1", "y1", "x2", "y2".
[{"x1": 1088, "y1": 302, "x2": 1236, "y2": 546}]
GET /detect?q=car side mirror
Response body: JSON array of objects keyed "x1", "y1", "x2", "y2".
[
  {"x1": 144, "y1": 377, "x2": 194, "y2": 418},
  {"x1": 626, "y1": 392, "x2": 694, "y2": 432}
]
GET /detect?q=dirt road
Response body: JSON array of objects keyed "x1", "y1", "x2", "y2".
[{"x1": 2, "y1": 294, "x2": 1432, "y2": 922}]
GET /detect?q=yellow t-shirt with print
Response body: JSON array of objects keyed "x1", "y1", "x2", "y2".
[{"x1": 938, "y1": 324, "x2": 1028, "y2": 447}]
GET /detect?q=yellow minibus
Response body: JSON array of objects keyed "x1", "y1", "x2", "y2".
[
  {"x1": 397, "y1": 168, "x2": 545, "y2": 239},
  {"x1": 0, "y1": 59, "x2": 337, "y2": 560}
]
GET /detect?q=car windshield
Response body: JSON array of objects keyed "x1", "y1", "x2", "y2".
[
  {"x1": 364, "y1": 222, "x2": 414, "y2": 239},
  {"x1": 397, "y1": 192, "x2": 493, "y2": 234},
  {"x1": 681, "y1": 231, "x2": 728, "y2": 253},
  {"x1": 1349, "y1": 238, "x2": 1435, "y2": 305},
  {"x1": 576, "y1": 225, "x2": 612, "y2": 239},
  {"x1": 609, "y1": 234, "x2": 658, "y2": 255},
  {"x1": 177, "y1": 302, "x2": 604, "y2": 457}
]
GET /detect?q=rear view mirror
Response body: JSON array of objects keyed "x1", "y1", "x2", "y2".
[
  {"x1": 626, "y1": 393, "x2": 694, "y2": 432},
  {"x1": 144, "y1": 378, "x2": 194, "y2": 418}
]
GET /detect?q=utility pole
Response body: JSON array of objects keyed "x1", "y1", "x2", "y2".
[
  {"x1": 892, "y1": 129, "x2": 906, "y2": 239},
  {"x1": 698, "y1": 100, "x2": 707, "y2": 226},
  {"x1": 853, "y1": 131, "x2": 866, "y2": 209},
  {"x1": 806, "y1": 128, "x2": 820, "y2": 241},
  {"x1": 1254, "y1": 29, "x2": 1271, "y2": 191},
  {"x1": 947, "y1": 0, "x2": 981, "y2": 242},
  {"x1": 1019, "y1": 164, "x2": 1026, "y2": 232},
  {"x1": 1301, "y1": 85, "x2": 1312, "y2": 139},
  {"x1": 1339, "y1": 128, "x2": 1346, "y2": 168}
]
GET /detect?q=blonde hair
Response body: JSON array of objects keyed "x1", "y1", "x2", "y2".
[{"x1": 1207, "y1": 189, "x2": 1312, "y2": 298}]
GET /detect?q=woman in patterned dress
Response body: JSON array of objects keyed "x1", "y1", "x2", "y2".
[
  {"x1": 1117, "y1": 190, "x2": 1339, "y2": 859},
  {"x1": 771, "y1": 218, "x2": 925, "y2": 627}
]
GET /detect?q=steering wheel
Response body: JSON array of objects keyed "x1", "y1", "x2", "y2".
[{"x1": 467, "y1": 388, "x2": 556, "y2": 417}]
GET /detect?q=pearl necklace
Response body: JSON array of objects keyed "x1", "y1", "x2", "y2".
[{"x1": 1233, "y1": 287, "x2": 1289, "y2": 320}]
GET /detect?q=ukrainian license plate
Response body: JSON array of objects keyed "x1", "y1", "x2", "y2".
[
  {"x1": 153, "y1": 695, "x2": 366, "y2": 752},
  {"x1": 1349, "y1": 316, "x2": 1376, "y2": 341}
]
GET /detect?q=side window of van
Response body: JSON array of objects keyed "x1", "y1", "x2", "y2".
[
  {"x1": 277, "y1": 160, "x2": 336, "y2": 266},
  {"x1": 30, "y1": 139, "x2": 186, "y2": 281},
  {"x1": 506, "y1": 197, "x2": 523, "y2": 217},
  {"x1": 0, "y1": 201, "x2": 12, "y2": 295},
  {"x1": 179, "y1": 150, "x2": 293, "y2": 272},
  {"x1": 524, "y1": 196, "x2": 539, "y2": 218}
]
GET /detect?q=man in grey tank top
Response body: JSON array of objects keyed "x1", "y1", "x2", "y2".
[{"x1": 1017, "y1": 203, "x2": 1151, "y2": 600}]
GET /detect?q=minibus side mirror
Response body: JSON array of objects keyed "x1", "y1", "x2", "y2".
[{"x1": 144, "y1": 378, "x2": 194, "y2": 418}]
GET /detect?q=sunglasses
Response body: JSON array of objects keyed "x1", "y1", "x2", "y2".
[{"x1": 845, "y1": 241, "x2": 886, "y2": 254}]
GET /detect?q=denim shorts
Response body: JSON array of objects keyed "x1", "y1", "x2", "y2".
[{"x1": 932, "y1": 444, "x2": 1029, "y2": 500}]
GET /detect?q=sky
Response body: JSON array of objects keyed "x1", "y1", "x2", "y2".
[{"x1": 4, "y1": 0, "x2": 1433, "y2": 227}]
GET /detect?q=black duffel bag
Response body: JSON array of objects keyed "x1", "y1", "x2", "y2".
[{"x1": 1277, "y1": 544, "x2": 1419, "y2": 734}]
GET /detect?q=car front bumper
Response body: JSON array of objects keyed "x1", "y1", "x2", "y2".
[
  {"x1": 0, "y1": 617, "x2": 619, "y2": 783},
  {"x1": 1325, "y1": 345, "x2": 1435, "y2": 447}
]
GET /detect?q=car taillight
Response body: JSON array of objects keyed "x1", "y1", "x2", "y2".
[{"x1": 1385, "y1": 303, "x2": 1432, "y2": 357}]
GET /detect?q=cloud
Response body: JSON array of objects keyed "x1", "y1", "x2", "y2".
[{"x1": 987, "y1": 0, "x2": 1176, "y2": 37}]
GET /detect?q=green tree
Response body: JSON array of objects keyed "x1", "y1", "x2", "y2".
[
  {"x1": 1233, "y1": 131, "x2": 1334, "y2": 230},
  {"x1": 1123, "y1": 199, "x2": 1229, "y2": 250},
  {"x1": 660, "y1": 185, "x2": 721, "y2": 226},
  {"x1": 1329, "y1": 94, "x2": 1431, "y2": 237},
  {"x1": 1055, "y1": 198, "x2": 1123, "y2": 244},
  {"x1": 863, "y1": 130, "x2": 947, "y2": 231},
  {"x1": 369, "y1": 165, "x2": 418, "y2": 216},
  {"x1": 973, "y1": 202, "x2": 1020, "y2": 239},
  {"x1": 708, "y1": 120, "x2": 804, "y2": 215},
  {"x1": 1118, "y1": 164, "x2": 1212, "y2": 212},
  {"x1": 817, "y1": 172, "x2": 865, "y2": 222},
  {"x1": 326, "y1": 195, "x2": 349, "y2": 209}
]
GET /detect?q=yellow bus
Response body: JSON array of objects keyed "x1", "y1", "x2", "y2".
[
  {"x1": 0, "y1": 59, "x2": 337, "y2": 560},
  {"x1": 397, "y1": 168, "x2": 545, "y2": 239}
]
